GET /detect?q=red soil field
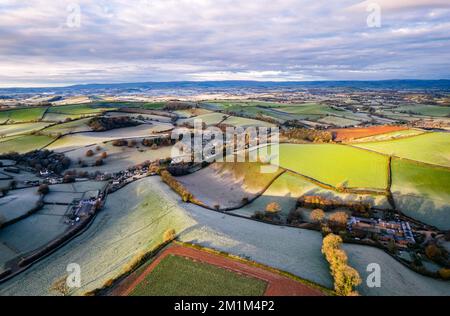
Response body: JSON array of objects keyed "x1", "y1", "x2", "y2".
[
  {"x1": 111, "y1": 244, "x2": 325, "y2": 296},
  {"x1": 331, "y1": 125, "x2": 407, "y2": 142}
]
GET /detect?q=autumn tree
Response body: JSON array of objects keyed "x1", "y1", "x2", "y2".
[
  {"x1": 266, "y1": 202, "x2": 281, "y2": 213},
  {"x1": 310, "y1": 209, "x2": 325, "y2": 223},
  {"x1": 163, "y1": 228, "x2": 176, "y2": 242},
  {"x1": 425, "y1": 244, "x2": 442, "y2": 260},
  {"x1": 321, "y1": 233, "x2": 361, "y2": 296},
  {"x1": 329, "y1": 211, "x2": 348, "y2": 229},
  {"x1": 85, "y1": 149, "x2": 94, "y2": 157}
]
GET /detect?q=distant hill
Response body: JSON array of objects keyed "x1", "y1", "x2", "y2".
[{"x1": 1, "y1": 80, "x2": 449, "y2": 96}]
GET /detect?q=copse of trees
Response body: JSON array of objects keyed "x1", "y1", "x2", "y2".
[
  {"x1": 88, "y1": 116, "x2": 139, "y2": 132},
  {"x1": 142, "y1": 136, "x2": 173, "y2": 148},
  {"x1": 298, "y1": 195, "x2": 370, "y2": 213},
  {"x1": 281, "y1": 127, "x2": 333, "y2": 143},
  {"x1": 321, "y1": 234, "x2": 361, "y2": 296},
  {"x1": 163, "y1": 101, "x2": 193, "y2": 111}
]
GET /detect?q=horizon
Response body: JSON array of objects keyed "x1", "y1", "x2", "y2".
[{"x1": 1, "y1": 78, "x2": 450, "y2": 90}]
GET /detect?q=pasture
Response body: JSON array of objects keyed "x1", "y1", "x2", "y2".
[
  {"x1": 176, "y1": 161, "x2": 284, "y2": 210},
  {"x1": 393, "y1": 104, "x2": 450, "y2": 117},
  {"x1": 0, "y1": 122, "x2": 52, "y2": 137},
  {"x1": 64, "y1": 142, "x2": 173, "y2": 173},
  {"x1": 264, "y1": 144, "x2": 389, "y2": 190},
  {"x1": 317, "y1": 116, "x2": 360, "y2": 127},
  {"x1": 0, "y1": 135, "x2": 56, "y2": 154},
  {"x1": 343, "y1": 244, "x2": 450, "y2": 296},
  {"x1": 355, "y1": 132, "x2": 450, "y2": 167},
  {"x1": 0, "y1": 107, "x2": 48, "y2": 123},
  {"x1": 391, "y1": 158, "x2": 450, "y2": 229},
  {"x1": 46, "y1": 123, "x2": 173, "y2": 152},
  {"x1": 0, "y1": 187, "x2": 41, "y2": 224}
]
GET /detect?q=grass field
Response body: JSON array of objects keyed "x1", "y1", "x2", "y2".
[
  {"x1": 317, "y1": 115, "x2": 360, "y2": 127},
  {"x1": 0, "y1": 206, "x2": 69, "y2": 265},
  {"x1": 0, "y1": 187, "x2": 41, "y2": 224},
  {"x1": 0, "y1": 107, "x2": 48, "y2": 123},
  {"x1": 178, "y1": 112, "x2": 227, "y2": 126},
  {"x1": 0, "y1": 135, "x2": 56, "y2": 154},
  {"x1": 129, "y1": 254, "x2": 267, "y2": 296},
  {"x1": 276, "y1": 104, "x2": 344, "y2": 116},
  {"x1": 343, "y1": 244, "x2": 450, "y2": 296},
  {"x1": 231, "y1": 171, "x2": 390, "y2": 220},
  {"x1": 393, "y1": 104, "x2": 450, "y2": 117},
  {"x1": 41, "y1": 118, "x2": 93, "y2": 135},
  {"x1": 177, "y1": 161, "x2": 284, "y2": 209},
  {"x1": 47, "y1": 104, "x2": 114, "y2": 115},
  {"x1": 64, "y1": 142, "x2": 173, "y2": 173},
  {"x1": 46, "y1": 124, "x2": 173, "y2": 152},
  {"x1": 263, "y1": 144, "x2": 389, "y2": 189},
  {"x1": 0, "y1": 122, "x2": 53, "y2": 137},
  {"x1": 354, "y1": 132, "x2": 450, "y2": 167},
  {"x1": 222, "y1": 116, "x2": 275, "y2": 128},
  {"x1": 391, "y1": 158, "x2": 450, "y2": 229}
]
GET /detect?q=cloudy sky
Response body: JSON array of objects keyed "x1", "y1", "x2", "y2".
[{"x1": 0, "y1": 0, "x2": 449, "y2": 87}]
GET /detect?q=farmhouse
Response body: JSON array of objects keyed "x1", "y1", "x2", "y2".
[{"x1": 348, "y1": 216, "x2": 415, "y2": 248}]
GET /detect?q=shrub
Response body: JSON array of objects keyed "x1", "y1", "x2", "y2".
[
  {"x1": 438, "y1": 268, "x2": 450, "y2": 280},
  {"x1": 101, "y1": 152, "x2": 108, "y2": 159},
  {"x1": 38, "y1": 184, "x2": 50, "y2": 195},
  {"x1": 63, "y1": 174, "x2": 76, "y2": 183},
  {"x1": 85, "y1": 150, "x2": 94, "y2": 157},
  {"x1": 94, "y1": 158, "x2": 104, "y2": 166},
  {"x1": 425, "y1": 244, "x2": 442, "y2": 260},
  {"x1": 328, "y1": 212, "x2": 348, "y2": 230},
  {"x1": 266, "y1": 201, "x2": 281, "y2": 213},
  {"x1": 310, "y1": 209, "x2": 325, "y2": 223}
]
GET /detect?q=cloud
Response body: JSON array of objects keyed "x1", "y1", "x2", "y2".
[{"x1": 0, "y1": 0, "x2": 449, "y2": 86}]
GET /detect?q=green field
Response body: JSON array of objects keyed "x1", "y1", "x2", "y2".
[
  {"x1": 317, "y1": 115, "x2": 361, "y2": 127},
  {"x1": 264, "y1": 144, "x2": 389, "y2": 189},
  {"x1": 394, "y1": 104, "x2": 450, "y2": 117},
  {"x1": 0, "y1": 107, "x2": 48, "y2": 123},
  {"x1": 41, "y1": 118, "x2": 93, "y2": 135},
  {"x1": 178, "y1": 112, "x2": 228, "y2": 126},
  {"x1": 391, "y1": 158, "x2": 450, "y2": 229},
  {"x1": 47, "y1": 104, "x2": 114, "y2": 115},
  {"x1": 0, "y1": 135, "x2": 56, "y2": 154},
  {"x1": 129, "y1": 254, "x2": 267, "y2": 296},
  {"x1": 0, "y1": 122, "x2": 52, "y2": 137},
  {"x1": 354, "y1": 132, "x2": 450, "y2": 167},
  {"x1": 222, "y1": 116, "x2": 275, "y2": 128},
  {"x1": 276, "y1": 104, "x2": 344, "y2": 116}
]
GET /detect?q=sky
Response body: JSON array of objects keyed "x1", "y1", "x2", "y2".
[{"x1": 0, "y1": 0, "x2": 449, "y2": 87}]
